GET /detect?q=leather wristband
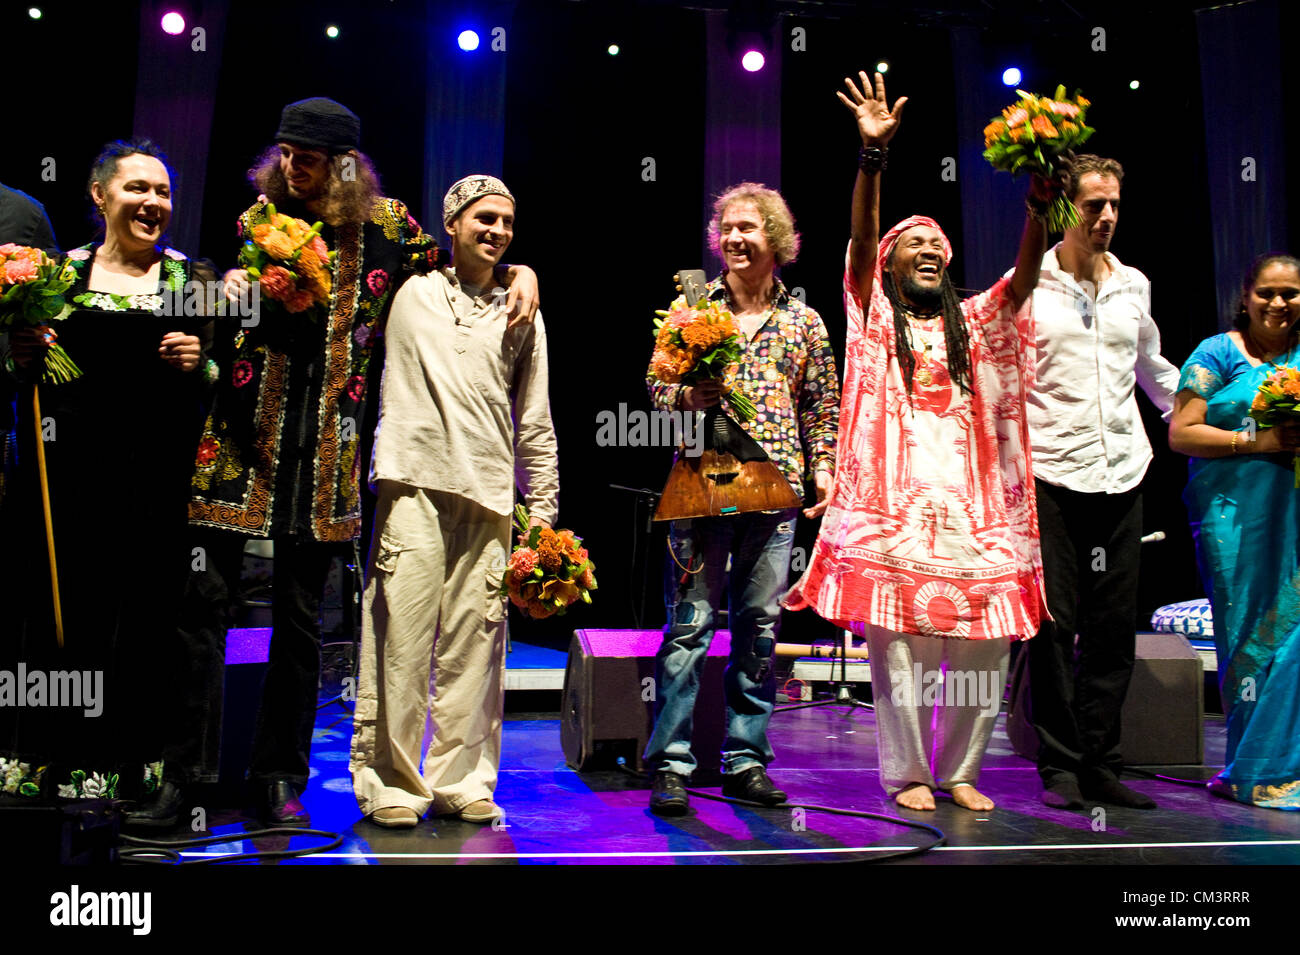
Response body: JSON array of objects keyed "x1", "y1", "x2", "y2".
[{"x1": 858, "y1": 144, "x2": 888, "y2": 173}]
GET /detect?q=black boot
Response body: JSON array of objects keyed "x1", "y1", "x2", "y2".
[
  {"x1": 123, "y1": 780, "x2": 186, "y2": 830},
  {"x1": 263, "y1": 779, "x2": 311, "y2": 827},
  {"x1": 649, "y1": 771, "x2": 690, "y2": 816},
  {"x1": 721, "y1": 766, "x2": 787, "y2": 806}
]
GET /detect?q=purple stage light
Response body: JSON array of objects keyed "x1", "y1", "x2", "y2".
[
  {"x1": 741, "y1": 49, "x2": 765, "y2": 72},
  {"x1": 161, "y1": 11, "x2": 185, "y2": 34},
  {"x1": 458, "y1": 29, "x2": 480, "y2": 52}
]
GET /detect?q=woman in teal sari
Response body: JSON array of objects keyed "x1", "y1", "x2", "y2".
[{"x1": 1170, "y1": 253, "x2": 1300, "y2": 809}]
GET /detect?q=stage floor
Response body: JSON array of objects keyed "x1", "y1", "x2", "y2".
[{"x1": 156, "y1": 690, "x2": 1300, "y2": 866}]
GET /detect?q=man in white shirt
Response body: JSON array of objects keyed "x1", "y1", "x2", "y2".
[
  {"x1": 1023, "y1": 155, "x2": 1179, "y2": 810},
  {"x1": 349, "y1": 175, "x2": 559, "y2": 828}
]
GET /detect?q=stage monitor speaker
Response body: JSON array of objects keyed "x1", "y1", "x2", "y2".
[
  {"x1": 1007, "y1": 631, "x2": 1204, "y2": 766},
  {"x1": 561, "y1": 629, "x2": 730, "y2": 782}
]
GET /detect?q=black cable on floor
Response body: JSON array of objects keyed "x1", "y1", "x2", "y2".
[
  {"x1": 1123, "y1": 766, "x2": 1221, "y2": 788},
  {"x1": 119, "y1": 826, "x2": 344, "y2": 865},
  {"x1": 617, "y1": 763, "x2": 945, "y2": 863},
  {"x1": 774, "y1": 696, "x2": 873, "y2": 713}
]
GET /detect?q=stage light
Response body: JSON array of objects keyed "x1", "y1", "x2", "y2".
[
  {"x1": 160, "y1": 11, "x2": 185, "y2": 34},
  {"x1": 28, "y1": 6, "x2": 41, "y2": 18},
  {"x1": 1129, "y1": 79, "x2": 1140, "y2": 90},
  {"x1": 607, "y1": 44, "x2": 619, "y2": 56},
  {"x1": 876, "y1": 61, "x2": 889, "y2": 74},
  {"x1": 741, "y1": 49, "x2": 765, "y2": 72},
  {"x1": 326, "y1": 24, "x2": 339, "y2": 39},
  {"x1": 1001, "y1": 67, "x2": 1022, "y2": 87},
  {"x1": 458, "y1": 29, "x2": 480, "y2": 52}
]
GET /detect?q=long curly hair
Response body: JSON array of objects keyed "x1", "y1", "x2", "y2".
[
  {"x1": 707, "y1": 182, "x2": 800, "y2": 266},
  {"x1": 248, "y1": 146, "x2": 382, "y2": 227}
]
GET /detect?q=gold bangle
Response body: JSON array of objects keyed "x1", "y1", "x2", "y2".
[{"x1": 1231, "y1": 430, "x2": 1239, "y2": 455}]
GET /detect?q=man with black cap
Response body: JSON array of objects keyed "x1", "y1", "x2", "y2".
[
  {"x1": 349, "y1": 174, "x2": 558, "y2": 828},
  {"x1": 134, "y1": 99, "x2": 540, "y2": 829}
]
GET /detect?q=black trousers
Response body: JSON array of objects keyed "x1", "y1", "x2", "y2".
[
  {"x1": 166, "y1": 530, "x2": 338, "y2": 791},
  {"x1": 1028, "y1": 479, "x2": 1143, "y2": 784}
]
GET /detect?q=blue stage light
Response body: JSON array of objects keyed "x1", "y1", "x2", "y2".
[
  {"x1": 458, "y1": 30, "x2": 480, "y2": 52},
  {"x1": 1001, "y1": 67, "x2": 1022, "y2": 87}
]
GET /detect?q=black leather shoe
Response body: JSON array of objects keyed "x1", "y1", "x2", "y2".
[
  {"x1": 264, "y1": 780, "x2": 311, "y2": 827},
  {"x1": 1081, "y1": 775, "x2": 1156, "y2": 810},
  {"x1": 649, "y1": 772, "x2": 690, "y2": 816},
  {"x1": 1041, "y1": 777, "x2": 1084, "y2": 810},
  {"x1": 721, "y1": 766, "x2": 787, "y2": 806},
  {"x1": 124, "y1": 781, "x2": 185, "y2": 830}
]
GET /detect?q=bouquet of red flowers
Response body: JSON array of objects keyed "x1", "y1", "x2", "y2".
[
  {"x1": 500, "y1": 505, "x2": 597, "y2": 620},
  {"x1": 239, "y1": 205, "x2": 333, "y2": 316},
  {"x1": 983, "y1": 85, "x2": 1095, "y2": 232},
  {"x1": 648, "y1": 297, "x2": 756, "y2": 420},
  {"x1": 1250, "y1": 365, "x2": 1300, "y2": 486},
  {"x1": 0, "y1": 244, "x2": 82, "y2": 383}
]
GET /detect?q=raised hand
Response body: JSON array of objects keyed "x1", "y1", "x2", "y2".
[
  {"x1": 837, "y1": 70, "x2": 907, "y2": 146},
  {"x1": 1028, "y1": 169, "x2": 1066, "y2": 205}
]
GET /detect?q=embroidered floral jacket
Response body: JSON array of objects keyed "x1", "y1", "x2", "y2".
[{"x1": 189, "y1": 197, "x2": 440, "y2": 541}]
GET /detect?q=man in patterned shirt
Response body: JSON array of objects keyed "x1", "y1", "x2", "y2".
[{"x1": 644, "y1": 183, "x2": 839, "y2": 815}]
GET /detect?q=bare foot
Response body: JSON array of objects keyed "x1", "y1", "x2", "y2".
[
  {"x1": 948, "y1": 784, "x2": 994, "y2": 812},
  {"x1": 895, "y1": 783, "x2": 936, "y2": 811}
]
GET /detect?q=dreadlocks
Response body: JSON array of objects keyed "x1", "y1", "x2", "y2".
[{"x1": 881, "y1": 267, "x2": 974, "y2": 397}]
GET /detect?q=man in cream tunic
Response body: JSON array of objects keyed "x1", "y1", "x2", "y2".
[{"x1": 350, "y1": 175, "x2": 558, "y2": 827}]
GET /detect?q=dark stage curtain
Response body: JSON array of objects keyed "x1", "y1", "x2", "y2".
[
  {"x1": 423, "y1": 0, "x2": 513, "y2": 234},
  {"x1": 949, "y1": 26, "x2": 1023, "y2": 293},
  {"x1": 702, "y1": 11, "x2": 782, "y2": 266},
  {"x1": 1196, "y1": 0, "x2": 1288, "y2": 328},
  {"x1": 132, "y1": 0, "x2": 230, "y2": 257}
]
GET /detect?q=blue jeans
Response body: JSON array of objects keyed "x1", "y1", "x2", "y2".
[{"x1": 644, "y1": 508, "x2": 797, "y2": 777}]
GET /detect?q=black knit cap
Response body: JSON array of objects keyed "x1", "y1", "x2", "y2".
[{"x1": 274, "y1": 97, "x2": 360, "y2": 154}]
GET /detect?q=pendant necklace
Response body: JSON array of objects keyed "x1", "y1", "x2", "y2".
[{"x1": 903, "y1": 304, "x2": 942, "y2": 386}]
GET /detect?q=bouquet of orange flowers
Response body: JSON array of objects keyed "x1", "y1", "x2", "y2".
[
  {"x1": 499, "y1": 504, "x2": 597, "y2": 620},
  {"x1": 0, "y1": 244, "x2": 82, "y2": 383},
  {"x1": 1250, "y1": 366, "x2": 1300, "y2": 486},
  {"x1": 239, "y1": 205, "x2": 333, "y2": 316},
  {"x1": 648, "y1": 298, "x2": 756, "y2": 420},
  {"x1": 983, "y1": 85, "x2": 1095, "y2": 232}
]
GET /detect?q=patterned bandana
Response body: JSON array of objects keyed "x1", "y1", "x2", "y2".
[
  {"x1": 877, "y1": 215, "x2": 953, "y2": 279},
  {"x1": 443, "y1": 175, "x2": 514, "y2": 227}
]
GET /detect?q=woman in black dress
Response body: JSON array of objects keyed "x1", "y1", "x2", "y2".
[{"x1": 0, "y1": 140, "x2": 212, "y2": 803}]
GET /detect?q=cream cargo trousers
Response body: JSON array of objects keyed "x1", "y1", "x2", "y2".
[{"x1": 350, "y1": 481, "x2": 510, "y2": 817}]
